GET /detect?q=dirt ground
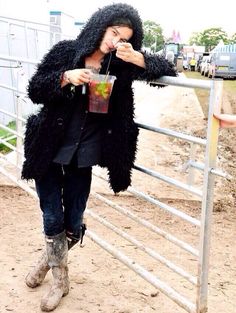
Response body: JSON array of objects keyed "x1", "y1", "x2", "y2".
[{"x1": 0, "y1": 79, "x2": 235, "y2": 313}]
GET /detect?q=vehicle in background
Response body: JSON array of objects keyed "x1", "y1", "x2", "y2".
[
  {"x1": 165, "y1": 49, "x2": 175, "y2": 63},
  {"x1": 163, "y1": 42, "x2": 183, "y2": 70},
  {"x1": 197, "y1": 53, "x2": 210, "y2": 72},
  {"x1": 156, "y1": 43, "x2": 178, "y2": 63},
  {"x1": 208, "y1": 51, "x2": 236, "y2": 79},
  {"x1": 163, "y1": 42, "x2": 180, "y2": 65}
]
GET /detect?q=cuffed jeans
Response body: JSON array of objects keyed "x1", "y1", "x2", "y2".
[{"x1": 35, "y1": 161, "x2": 92, "y2": 236}]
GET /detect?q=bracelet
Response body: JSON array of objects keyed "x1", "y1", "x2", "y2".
[{"x1": 62, "y1": 71, "x2": 71, "y2": 84}]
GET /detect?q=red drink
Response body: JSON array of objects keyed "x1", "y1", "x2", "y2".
[{"x1": 88, "y1": 74, "x2": 116, "y2": 113}]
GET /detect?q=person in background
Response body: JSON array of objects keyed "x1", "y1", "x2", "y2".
[
  {"x1": 22, "y1": 3, "x2": 177, "y2": 311},
  {"x1": 183, "y1": 57, "x2": 189, "y2": 70},
  {"x1": 214, "y1": 113, "x2": 236, "y2": 128},
  {"x1": 196, "y1": 55, "x2": 202, "y2": 72},
  {"x1": 189, "y1": 57, "x2": 196, "y2": 71}
]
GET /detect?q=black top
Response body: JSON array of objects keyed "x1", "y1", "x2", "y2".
[{"x1": 53, "y1": 85, "x2": 104, "y2": 167}]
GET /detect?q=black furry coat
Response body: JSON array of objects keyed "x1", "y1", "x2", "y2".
[{"x1": 22, "y1": 3, "x2": 176, "y2": 193}]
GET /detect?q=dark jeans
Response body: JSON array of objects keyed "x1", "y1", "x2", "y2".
[{"x1": 35, "y1": 161, "x2": 92, "y2": 236}]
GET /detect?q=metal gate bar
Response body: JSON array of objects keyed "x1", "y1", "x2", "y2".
[
  {"x1": 134, "y1": 164, "x2": 202, "y2": 198},
  {"x1": 92, "y1": 188, "x2": 199, "y2": 257},
  {"x1": 136, "y1": 122, "x2": 207, "y2": 145},
  {"x1": 87, "y1": 229, "x2": 196, "y2": 313},
  {"x1": 87, "y1": 208, "x2": 198, "y2": 285}
]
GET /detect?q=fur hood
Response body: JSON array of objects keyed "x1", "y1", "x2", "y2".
[{"x1": 73, "y1": 3, "x2": 143, "y2": 65}]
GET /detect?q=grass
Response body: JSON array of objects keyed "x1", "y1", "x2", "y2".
[
  {"x1": 0, "y1": 120, "x2": 17, "y2": 153},
  {"x1": 183, "y1": 71, "x2": 210, "y2": 117},
  {"x1": 183, "y1": 71, "x2": 236, "y2": 117},
  {"x1": 223, "y1": 79, "x2": 236, "y2": 94}
]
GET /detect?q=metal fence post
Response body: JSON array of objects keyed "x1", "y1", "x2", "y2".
[
  {"x1": 15, "y1": 62, "x2": 23, "y2": 179},
  {"x1": 196, "y1": 79, "x2": 223, "y2": 313}
]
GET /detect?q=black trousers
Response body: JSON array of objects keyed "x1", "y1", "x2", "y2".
[{"x1": 35, "y1": 160, "x2": 92, "y2": 236}]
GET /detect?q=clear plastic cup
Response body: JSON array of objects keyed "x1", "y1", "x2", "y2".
[{"x1": 88, "y1": 74, "x2": 116, "y2": 113}]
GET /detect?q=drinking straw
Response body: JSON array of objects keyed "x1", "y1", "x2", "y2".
[
  {"x1": 105, "y1": 52, "x2": 112, "y2": 81},
  {"x1": 82, "y1": 84, "x2": 86, "y2": 94},
  {"x1": 105, "y1": 71, "x2": 110, "y2": 82}
]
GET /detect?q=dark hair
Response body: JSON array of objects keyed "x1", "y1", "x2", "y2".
[
  {"x1": 74, "y1": 3, "x2": 143, "y2": 62},
  {"x1": 109, "y1": 17, "x2": 133, "y2": 29}
]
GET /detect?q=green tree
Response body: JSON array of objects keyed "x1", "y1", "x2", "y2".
[
  {"x1": 189, "y1": 32, "x2": 202, "y2": 46},
  {"x1": 143, "y1": 20, "x2": 165, "y2": 52},
  {"x1": 198, "y1": 27, "x2": 229, "y2": 51},
  {"x1": 229, "y1": 33, "x2": 236, "y2": 44}
]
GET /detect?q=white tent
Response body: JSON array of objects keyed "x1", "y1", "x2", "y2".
[{"x1": 211, "y1": 43, "x2": 236, "y2": 53}]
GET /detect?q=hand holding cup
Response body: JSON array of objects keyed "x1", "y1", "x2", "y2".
[{"x1": 65, "y1": 69, "x2": 92, "y2": 86}]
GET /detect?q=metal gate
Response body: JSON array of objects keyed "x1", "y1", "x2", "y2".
[{"x1": 0, "y1": 16, "x2": 224, "y2": 313}]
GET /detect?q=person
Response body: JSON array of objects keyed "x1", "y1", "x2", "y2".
[
  {"x1": 189, "y1": 57, "x2": 196, "y2": 71},
  {"x1": 196, "y1": 55, "x2": 203, "y2": 72},
  {"x1": 214, "y1": 113, "x2": 236, "y2": 128},
  {"x1": 183, "y1": 57, "x2": 189, "y2": 70},
  {"x1": 22, "y1": 3, "x2": 177, "y2": 311}
]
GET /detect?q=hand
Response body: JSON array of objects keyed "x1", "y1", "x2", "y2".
[
  {"x1": 214, "y1": 113, "x2": 236, "y2": 128},
  {"x1": 115, "y1": 42, "x2": 136, "y2": 62},
  {"x1": 115, "y1": 42, "x2": 145, "y2": 68},
  {"x1": 64, "y1": 69, "x2": 92, "y2": 86}
]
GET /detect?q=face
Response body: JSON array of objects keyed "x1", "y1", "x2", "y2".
[{"x1": 99, "y1": 26, "x2": 133, "y2": 54}]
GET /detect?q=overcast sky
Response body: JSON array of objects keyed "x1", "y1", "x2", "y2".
[{"x1": 1, "y1": 0, "x2": 235, "y2": 42}]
